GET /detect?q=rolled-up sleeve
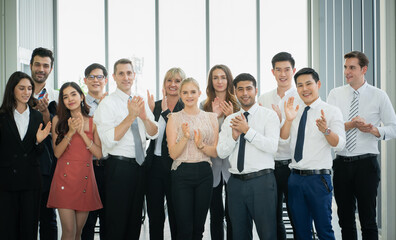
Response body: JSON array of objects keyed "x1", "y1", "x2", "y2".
[
  {"x1": 93, "y1": 100, "x2": 119, "y2": 149},
  {"x1": 331, "y1": 107, "x2": 346, "y2": 151},
  {"x1": 216, "y1": 116, "x2": 237, "y2": 159}
]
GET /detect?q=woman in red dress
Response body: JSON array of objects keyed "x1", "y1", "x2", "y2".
[{"x1": 48, "y1": 82, "x2": 102, "y2": 240}]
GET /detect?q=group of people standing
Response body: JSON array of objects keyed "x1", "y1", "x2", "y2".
[{"x1": 0, "y1": 47, "x2": 395, "y2": 240}]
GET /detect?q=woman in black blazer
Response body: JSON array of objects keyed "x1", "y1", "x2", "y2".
[
  {"x1": 145, "y1": 67, "x2": 185, "y2": 239},
  {"x1": 0, "y1": 71, "x2": 51, "y2": 240}
]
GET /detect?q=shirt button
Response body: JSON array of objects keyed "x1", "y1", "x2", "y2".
[
  {"x1": 61, "y1": 186, "x2": 64, "y2": 190},
  {"x1": 64, "y1": 174, "x2": 67, "y2": 177},
  {"x1": 86, "y1": 164, "x2": 90, "y2": 167},
  {"x1": 83, "y1": 189, "x2": 86, "y2": 193},
  {"x1": 85, "y1": 176, "x2": 88, "y2": 179},
  {"x1": 67, "y1": 162, "x2": 70, "y2": 165}
]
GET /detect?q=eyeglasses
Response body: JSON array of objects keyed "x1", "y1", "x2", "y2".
[{"x1": 87, "y1": 75, "x2": 105, "y2": 81}]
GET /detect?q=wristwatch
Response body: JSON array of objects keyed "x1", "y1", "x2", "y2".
[{"x1": 324, "y1": 128, "x2": 331, "y2": 136}]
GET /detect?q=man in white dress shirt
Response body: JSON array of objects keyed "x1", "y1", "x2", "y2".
[
  {"x1": 327, "y1": 51, "x2": 396, "y2": 240},
  {"x1": 94, "y1": 58, "x2": 158, "y2": 239},
  {"x1": 30, "y1": 47, "x2": 59, "y2": 240},
  {"x1": 217, "y1": 73, "x2": 280, "y2": 239},
  {"x1": 258, "y1": 52, "x2": 298, "y2": 240},
  {"x1": 281, "y1": 68, "x2": 345, "y2": 240}
]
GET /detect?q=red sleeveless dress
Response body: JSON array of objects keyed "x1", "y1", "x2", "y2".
[{"x1": 47, "y1": 117, "x2": 102, "y2": 211}]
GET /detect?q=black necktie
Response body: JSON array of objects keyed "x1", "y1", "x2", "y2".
[
  {"x1": 237, "y1": 112, "x2": 249, "y2": 172},
  {"x1": 294, "y1": 106, "x2": 310, "y2": 162}
]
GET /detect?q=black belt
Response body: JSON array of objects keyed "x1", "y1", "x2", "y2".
[
  {"x1": 336, "y1": 153, "x2": 378, "y2": 163},
  {"x1": 275, "y1": 159, "x2": 291, "y2": 168},
  {"x1": 291, "y1": 169, "x2": 331, "y2": 176},
  {"x1": 108, "y1": 154, "x2": 138, "y2": 165},
  {"x1": 232, "y1": 169, "x2": 273, "y2": 181}
]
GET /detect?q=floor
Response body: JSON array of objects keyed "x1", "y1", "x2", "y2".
[{"x1": 74, "y1": 197, "x2": 362, "y2": 239}]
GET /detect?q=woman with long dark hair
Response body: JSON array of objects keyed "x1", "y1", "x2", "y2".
[
  {"x1": 201, "y1": 64, "x2": 240, "y2": 240},
  {"x1": 0, "y1": 71, "x2": 51, "y2": 239},
  {"x1": 47, "y1": 82, "x2": 102, "y2": 240},
  {"x1": 167, "y1": 78, "x2": 219, "y2": 240}
]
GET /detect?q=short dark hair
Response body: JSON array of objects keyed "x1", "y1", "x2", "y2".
[
  {"x1": 113, "y1": 58, "x2": 134, "y2": 74},
  {"x1": 294, "y1": 68, "x2": 320, "y2": 83},
  {"x1": 30, "y1": 47, "x2": 54, "y2": 68},
  {"x1": 233, "y1": 73, "x2": 257, "y2": 88},
  {"x1": 84, "y1": 63, "x2": 108, "y2": 77},
  {"x1": 344, "y1": 51, "x2": 369, "y2": 68},
  {"x1": 0, "y1": 71, "x2": 36, "y2": 116},
  {"x1": 272, "y1": 52, "x2": 295, "y2": 69}
]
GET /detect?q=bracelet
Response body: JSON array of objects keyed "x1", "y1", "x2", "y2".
[
  {"x1": 64, "y1": 135, "x2": 72, "y2": 145},
  {"x1": 86, "y1": 140, "x2": 93, "y2": 149}
]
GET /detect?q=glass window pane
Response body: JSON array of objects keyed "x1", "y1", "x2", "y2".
[
  {"x1": 57, "y1": 0, "x2": 105, "y2": 92},
  {"x1": 108, "y1": 0, "x2": 156, "y2": 96},
  {"x1": 260, "y1": 0, "x2": 308, "y2": 93},
  {"x1": 210, "y1": 0, "x2": 257, "y2": 81},
  {"x1": 159, "y1": 0, "x2": 206, "y2": 96}
]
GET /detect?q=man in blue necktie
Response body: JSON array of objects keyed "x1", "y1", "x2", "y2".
[
  {"x1": 94, "y1": 59, "x2": 158, "y2": 239},
  {"x1": 217, "y1": 73, "x2": 280, "y2": 239},
  {"x1": 280, "y1": 68, "x2": 346, "y2": 240}
]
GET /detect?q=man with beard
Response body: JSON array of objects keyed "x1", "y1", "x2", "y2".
[
  {"x1": 30, "y1": 47, "x2": 58, "y2": 240},
  {"x1": 217, "y1": 73, "x2": 279, "y2": 239}
]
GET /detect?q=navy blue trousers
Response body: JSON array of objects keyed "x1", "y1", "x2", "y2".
[
  {"x1": 288, "y1": 173, "x2": 335, "y2": 240},
  {"x1": 227, "y1": 172, "x2": 277, "y2": 240}
]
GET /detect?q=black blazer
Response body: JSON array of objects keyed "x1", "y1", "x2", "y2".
[
  {"x1": 145, "y1": 99, "x2": 184, "y2": 170},
  {"x1": 0, "y1": 107, "x2": 44, "y2": 191}
]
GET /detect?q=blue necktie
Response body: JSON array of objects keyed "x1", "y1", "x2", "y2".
[
  {"x1": 237, "y1": 112, "x2": 249, "y2": 172},
  {"x1": 128, "y1": 96, "x2": 145, "y2": 165},
  {"x1": 294, "y1": 106, "x2": 310, "y2": 162}
]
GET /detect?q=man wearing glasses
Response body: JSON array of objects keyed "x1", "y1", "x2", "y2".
[{"x1": 81, "y1": 63, "x2": 108, "y2": 240}]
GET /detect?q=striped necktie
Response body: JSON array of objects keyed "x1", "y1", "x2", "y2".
[
  {"x1": 38, "y1": 88, "x2": 46, "y2": 100},
  {"x1": 346, "y1": 91, "x2": 359, "y2": 152}
]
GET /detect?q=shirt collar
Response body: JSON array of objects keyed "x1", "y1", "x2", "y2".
[
  {"x1": 115, "y1": 88, "x2": 132, "y2": 101},
  {"x1": 348, "y1": 81, "x2": 368, "y2": 94},
  {"x1": 14, "y1": 105, "x2": 30, "y2": 117},
  {"x1": 241, "y1": 102, "x2": 259, "y2": 115},
  {"x1": 86, "y1": 93, "x2": 99, "y2": 105},
  {"x1": 302, "y1": 97, "x2": 322, "y2": 110},
  {"x1": 284, "y1": 86, "x2": 297, "y2": 97}
]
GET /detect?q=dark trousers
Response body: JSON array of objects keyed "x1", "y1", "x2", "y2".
[
  {"x1": 146, "y1": 155, "x2": 177, "y2": 240},
  {"x1": 39, "y1": 176, "x2": 58, "y2": 240},
  {"x1": 210, "y1": 175, "x2": 232, "y2": 240},
  {"x1": 274, "y1": 161, "x2": 296, "y2": 240},
  {"x1": 333, "y1": 155, "x2": 380, "y2": 240},
  {"x1": 172, "y1": 162, "x2": 213, "y2": 240},
  {"x1": 227, "y1": 172, "x2": 277, "y2": 240},
  {"x1": 288, "y1": 173, "x2": 335, "y2": 240},
  {"x1": 104, "y1": 156, "x2": 145, "y2": 240},
  {"x1": 0, "y1": 189, "x2": 41, "y2": 240},
  {"x1": 82, "y1": 164, "x2": 106, "y2": 240}
]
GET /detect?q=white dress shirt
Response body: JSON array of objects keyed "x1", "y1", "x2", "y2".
[
  {"x1": 14, "y1": 106, "x2": 30, "y2": 140},
  {"x1": 93, "y1": 88, "x2": 158, "y2": 158},
  {"x1": 282, "y1": 98, "x2": 346, "y2": 170},
  {"x1": 327, "y1": 81, "x2": 396, "y2": 156},
  {"x1": 217, "y1": 103, "x2": 280, "y2": 174},
  {"x1": 258, "y1": 87, "x2": 299, "y2": 161},
  {"x1": 33, "y1": 86, "x2": 59, "y2": 103},
  {"x1": 154, "y1": 116, "x2": 166, "y2": 156}
]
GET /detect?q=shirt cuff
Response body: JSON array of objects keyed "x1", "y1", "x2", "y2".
[
  {"x1": 244, "y1": 128, "x2": 256, "y2": 143},
  {"x1": 279, "y1": 136, "x2": 290, "y2": 144}
]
